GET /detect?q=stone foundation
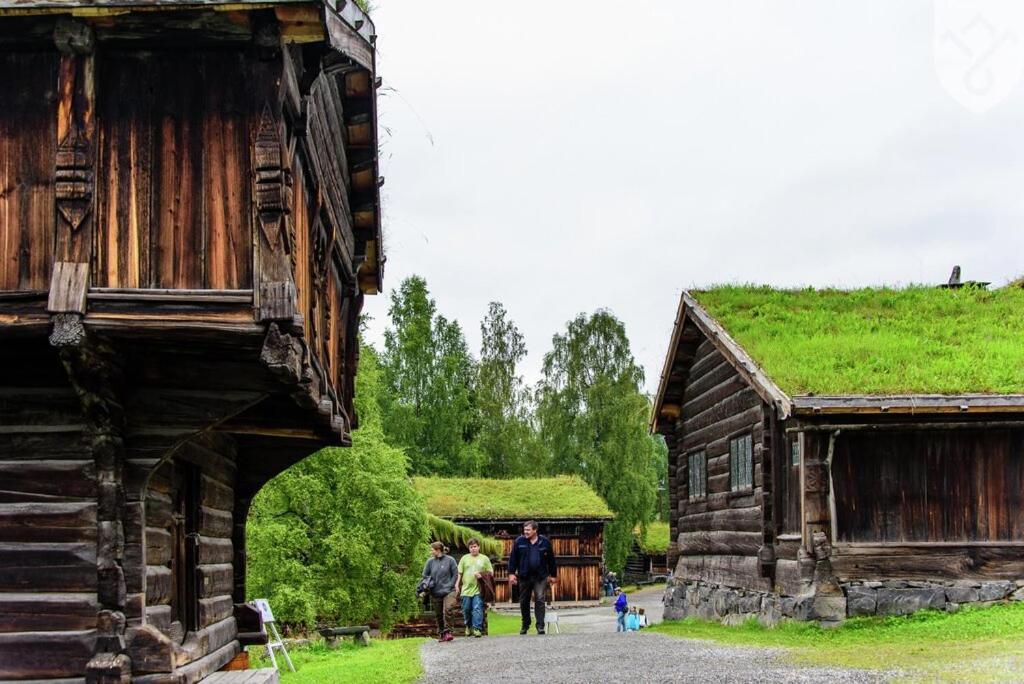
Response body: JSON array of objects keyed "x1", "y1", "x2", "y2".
[{"x1": 663, "y1": 578, "x2": 1024, "y2": 626}]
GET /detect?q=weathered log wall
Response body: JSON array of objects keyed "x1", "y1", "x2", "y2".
[
  {"x1": 143, "y1": 434, "x2": 237, "y2": 656},
  {"x1": 671, "y1": 337, "x2": 770, "y2": 593}
]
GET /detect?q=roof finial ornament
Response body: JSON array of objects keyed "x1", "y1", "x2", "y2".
[{"x1": 948, "y1": 265, "x2": 962, "y2": 287}]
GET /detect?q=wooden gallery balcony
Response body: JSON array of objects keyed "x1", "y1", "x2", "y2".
[{"x1": 0, "y1": 2, "x2": 382, "y2": 681}]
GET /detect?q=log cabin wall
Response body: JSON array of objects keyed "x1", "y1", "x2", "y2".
[
  {"x1": 672, "y1": 336, "x2": 771, "y2": 593},
  {"x1": 141, "y1": 435, "x2": 238, "y2": 672}
]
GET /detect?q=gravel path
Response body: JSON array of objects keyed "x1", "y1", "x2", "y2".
[{"x1": 420, "y1": 631, "x2": 887, "y2": 683}]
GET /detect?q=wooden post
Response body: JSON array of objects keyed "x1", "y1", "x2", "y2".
[{"x1": 50, "y1": 19, "x2": 96, "y2": 349}]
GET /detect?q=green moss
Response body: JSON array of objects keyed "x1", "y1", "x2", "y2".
[
  {"x1": 692, "y1": 285, "x2": 1024, "y2": 396},
  {"x1": 413, "y1": 476, "x2": 613, "y2": 520},
  {"x1": 426, "y1": 514, "x2": 504, "y2": 557},
  {"x1": 650, "y1": 603, "x2": 1024, "y2": 680},
  {"x1": 635, "y1": 521, "x2": 670, "y2": 554}
]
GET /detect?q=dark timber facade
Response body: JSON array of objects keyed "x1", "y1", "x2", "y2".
[
  {"x1": 0, "y1": 1, "x2": 382, "y2": 680},
  {"x1": 653, "y1": 292, "x2": 1024, "y2": 625}
]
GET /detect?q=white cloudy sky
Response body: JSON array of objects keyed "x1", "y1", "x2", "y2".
[{"x1": 362, "y1": 0, "x2": 1024, "y2": 394}]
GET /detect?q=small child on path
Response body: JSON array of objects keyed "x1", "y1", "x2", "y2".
[
  {"x1": 638, "y1": 607, "x2": 648, "y2": 629},
  {"x1": 625, "y1": 606, "x2": 640, "y2": 632},
  {"x1": 614, "y1": 588, "x2": 628, "y2": 632}
]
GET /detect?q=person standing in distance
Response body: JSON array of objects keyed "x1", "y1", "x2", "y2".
[{"x1": 507, "y1": 520, "x2": 557, "y2": 635}]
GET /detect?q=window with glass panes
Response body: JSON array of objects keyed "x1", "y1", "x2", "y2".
[
  {"x1": 791, "y1": 438, "x2": 800, "y2": 467},
  {"x1": 729, "y1": 433, "x2": 753, "y2": 490},
  {"x1": 688, "y1": 451, "x2": 706, "y2": 500}
]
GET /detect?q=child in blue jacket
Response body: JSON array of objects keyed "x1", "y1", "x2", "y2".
[{"x1": 614, "y1": 588, "x2": 628, "y2": 632}]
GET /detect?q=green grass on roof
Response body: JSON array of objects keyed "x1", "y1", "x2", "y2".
[
  {"x1": 426, "y1": 514, "x2": 504, "y2": 558},
  {"x1": 691, "y1": 285, "x2": 1024, "y2": 396},
  {"x1": 635, "y1": 521, "x2": 670, "y2": 554},
  {"x1": 413, "y1": 476, "x2": 613, "y2": 520}
]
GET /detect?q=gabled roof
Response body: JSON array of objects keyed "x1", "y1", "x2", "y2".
[
  {"x1": 414, "y1": 476, "x2": 614, "y2": 521},
  {"x1": 652, "y1": 285, "x2": 1024, "y2": 429}
]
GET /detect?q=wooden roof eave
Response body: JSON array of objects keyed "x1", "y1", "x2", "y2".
[
  {"x1": 651, "y1": 292, "x2": 794, "y2": 433},
  {"x1": 791, "y1": 394, "x2": 1024, "y2": 416}
]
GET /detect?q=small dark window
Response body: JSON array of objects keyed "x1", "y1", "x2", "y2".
[
  {"x1": 791, "y1": 439, "x2": 800, "y2": 467},
  {"x1": 730, "y1": 433, "x2": 753, "y2": 491},
  {"x1": 688, "y1": 451, "x2": 707, "y2": 500}
]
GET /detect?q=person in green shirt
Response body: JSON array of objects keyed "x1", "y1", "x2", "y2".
[{"x1": 455, "y1": 538, "x2": 493, "y2": 637}]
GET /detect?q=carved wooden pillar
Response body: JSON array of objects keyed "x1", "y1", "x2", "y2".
[
  {"x1": 254, "y1": 103, "x2": 297, "y2": 322},
  {"x1": 758, "y1": 406, "x2": 777, "y2": 579},
  {"x1": 49, "y1": 18, "x2": 97, "y2": 349}
]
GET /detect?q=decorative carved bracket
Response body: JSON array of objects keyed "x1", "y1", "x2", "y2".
[
  {"x1": 55, "y1": 123, "x2": 93, "y2": 233},
  {"x1": 254, "y1": 106, "x2": 290, "y2": 252}
]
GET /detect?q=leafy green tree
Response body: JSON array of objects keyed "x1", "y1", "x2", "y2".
[
  {"x1": 535, "y1": 310, "x2": 661, "y2": 573},
  {"x1": 477, "y1": 302, "x2": 544, "y2": 476},
  {"x1": 380, "y1": 276, "x2": 482, "y2": 475},
  {"x1": 246, "y1": 344, "x2": 429, "y2": 629}
]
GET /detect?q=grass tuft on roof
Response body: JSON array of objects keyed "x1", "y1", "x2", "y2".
[
  {"x1": 413, "y1": 476, "x2": 613, "y2": 521},
  {"x1": 426, "y1": 514, "x2": 504, "y2": 557},
  {"x1": 691, "y1": 285, "x2": 1024, "y2": 396},
  {"x1": 635, "y1": 521, "x2": 670, "y2": 554}
]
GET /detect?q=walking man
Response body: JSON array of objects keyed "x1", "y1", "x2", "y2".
[
  {"x1": 455, "y1": 538, "x2": 492, "y2": 637},
  {"x1": 508, "y1": 520, "x2": 557, "y2": 635},
  {"x1": 422, "y1": 541, "x2": 458, "y2": 642}
]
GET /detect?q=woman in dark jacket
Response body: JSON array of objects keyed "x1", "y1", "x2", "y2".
[{"x1": 421, "y1": 541, "x2": 458, "y2": 641}]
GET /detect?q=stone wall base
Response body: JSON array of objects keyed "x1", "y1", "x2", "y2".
[{"x1": 663, "y1": 578, "x2": 1024, "y2": 626}]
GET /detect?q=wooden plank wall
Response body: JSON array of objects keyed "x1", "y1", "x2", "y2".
[
  {"x1": 143, "y1": 434, "x2": 236, "y2": 667},
  {"x1": 833, "y1": 430, "x2": 1024, "y2": 543},
  {"x1": 94, "y1": 50, "x2": 252, "y2": 290},
  {"x1": 673, "y1": 337, "x2": 771, "y2": 592},
  {"x1": 0, "y1": 51, "x2": 57, "y2": 292}
]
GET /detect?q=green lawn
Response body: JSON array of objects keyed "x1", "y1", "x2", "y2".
[
  {"x1": 248, "y1": 638, "x2": 426, "y2": 684},
  {"x1": 486, "y1": 609, "x2": 522, "y2": 636},
  {"x1": 651, "y1": 603, "x2": 1024, "y2": 681}
]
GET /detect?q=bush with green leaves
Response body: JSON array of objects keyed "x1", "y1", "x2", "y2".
[{"x1": 246, "y1": 345, "x2": 429, "y2": 629}]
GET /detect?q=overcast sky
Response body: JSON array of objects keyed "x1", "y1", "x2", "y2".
[{"x1": 363, "y1": 0, "x2": 1024, "y2": 394}]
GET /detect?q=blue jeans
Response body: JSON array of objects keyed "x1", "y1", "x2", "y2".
[
  {"x1": 616, "y1": 612, "x2": 626, "y2": 632},
  {"x1": 461, "y1": 594, "x2": 484, "y2": 631}
]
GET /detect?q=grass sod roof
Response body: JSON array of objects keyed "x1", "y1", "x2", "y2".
[
  {"x1": 413, "y1": 476, "x2": 613, "y2": 521},
  {"x1": 634, "y1": 521, "x2": 670, "y2": 554},
  {"x1": 689, "y1": 285, "x2": 1024, "y2": 396},
  {"x1": 426, "y1": 514, "x2": 504, "y2": 558}
]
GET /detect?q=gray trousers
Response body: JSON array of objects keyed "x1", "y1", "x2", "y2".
[{"x1": 519, "y1": 575, "x2": 548, "y2": 631}]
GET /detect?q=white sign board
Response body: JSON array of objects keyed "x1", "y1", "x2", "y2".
[{"x1": 251, "y1": 598, "x2": 275, "y2": 624}]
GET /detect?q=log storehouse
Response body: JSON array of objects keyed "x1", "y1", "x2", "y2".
[
  {"x1": 414, "y1": 476, "x2": 613, "y2": 604},
  {"x1": 653, "y1": 285, "x2": 1024, "y2": 625},
  {"x1": 0, "y1": 0, "x2": 382, "y2": 680}
]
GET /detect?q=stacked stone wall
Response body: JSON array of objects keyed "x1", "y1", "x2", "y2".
[{"x1": 663, "y1": 578, "x2": 1024, "y2": 626}]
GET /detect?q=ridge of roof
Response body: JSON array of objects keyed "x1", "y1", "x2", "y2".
[{"x1": 413, "y1": 475, "x2": 614, "y2": 521}]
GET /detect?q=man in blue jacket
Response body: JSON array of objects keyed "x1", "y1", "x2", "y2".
[{"x1": 508, "y1": 520, "x2": 558, "y2": 635}]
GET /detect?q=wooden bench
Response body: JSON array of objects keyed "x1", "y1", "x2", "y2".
[
  {"x1": 319, "y1": 625, "x2": 371, "y2": 648},
  {"x1": 202, "y1": 669, "x2": 279, "y2": 683}
]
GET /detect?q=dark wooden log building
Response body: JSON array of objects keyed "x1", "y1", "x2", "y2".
[
  {"x1": 414, "y1": 477, "x2": 613, "y2": 604},
  {"x1": 0, "y1": 1, "x2": 382, "y2": 680},
  {"x1": 653, "y1": 287, "x2": 1024, "y2": 624}
]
